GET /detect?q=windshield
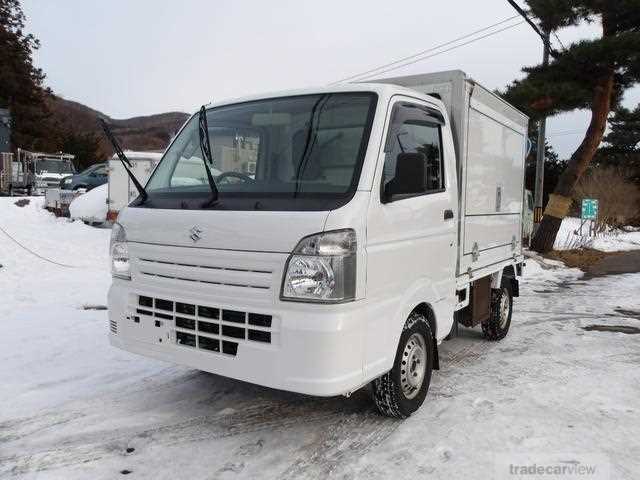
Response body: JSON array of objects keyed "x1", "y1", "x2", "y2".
[
  {"x1": 37, "y1": 158, "x2": 75, "y2": 174},
  {"x1": 143, "y1": 92, "x2": 377, "y2": 211},
  {"x1": 80, "y1": 163, "x2": 103, "y2": 175}
]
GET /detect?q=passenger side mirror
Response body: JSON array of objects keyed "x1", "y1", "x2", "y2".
[{"x1": 382, "y1": 152, "x2": 426, "y2": 202}]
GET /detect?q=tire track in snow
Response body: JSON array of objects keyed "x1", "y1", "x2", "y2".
[
  {"x1": 277, "y1": 338, "x2": 502, "y2": 479},
  {"x1": 0, "y1": 397, "x2": 368, "y2": 476},
  {"x1": 0, "y1": 411, "x2": 85, "y2": 444},
  {"x1": 278, "y1": 406, "x2": 400, "y2": 480}
]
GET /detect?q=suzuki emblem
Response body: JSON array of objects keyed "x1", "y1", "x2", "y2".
[{"x1": 189, "y1": 225, "x2": 203, "y2": 242}]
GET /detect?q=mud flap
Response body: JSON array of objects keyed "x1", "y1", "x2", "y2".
[
  {"x1": 433, "y1": 337, "x2": 440, "y2": 370},
  {"x1": 510, "y1": 277, "x2": 520, "y2": 297}
]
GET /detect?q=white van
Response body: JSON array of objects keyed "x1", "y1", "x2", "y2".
[{"x1": 108, "y1": 70, "x2": 527, "y2": 417}]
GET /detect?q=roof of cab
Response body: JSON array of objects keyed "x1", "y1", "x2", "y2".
[{"x1": 204, "y1": 82, "x2": 445, "y2": 112}]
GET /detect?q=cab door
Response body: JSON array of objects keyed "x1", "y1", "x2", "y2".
[{"x1": 365, "y1": 96, "x2": 458, "y2": 370}]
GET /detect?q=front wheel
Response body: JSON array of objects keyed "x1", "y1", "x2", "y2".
[
  {"x1": 482, "y1": 277, "x2": 513, "y2": 341},
  {"x1": 372, "y1": 312, "x2": 434, "y2": 418}
]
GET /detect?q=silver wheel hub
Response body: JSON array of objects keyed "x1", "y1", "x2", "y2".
[
  {"x1": 499, "y1": 288, "x2": 511, "y2": 329},
  {"x1": 400, "y1": 333, "x2": 427, "y2": 399}
]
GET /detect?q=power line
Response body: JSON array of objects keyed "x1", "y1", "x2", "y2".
[
  {"x1": 552, "y1": 31, "x2": 567, "y2": 51},
  {"x1": 330, "y1": 15, "x2": 521, "y2": 85},
  {"x1": 547, "y1": 130, "x2": 585, "y2": 137},
  {"x1": 335, "y1": 21, "x2": 524, "y2": 84}
]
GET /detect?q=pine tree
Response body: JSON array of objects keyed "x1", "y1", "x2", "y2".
[
  {"x1": 0, "y1": 0, "x2": 52, "y2": 150},
  {"x1": 503, "y1": 0, "x2": 640, "y2": 252},
  {"x1": 60, "y1": 130, "x2": 103, "y2": 171},
  {"x1": 595, "y1": 104, "x2": 640, "y2": 182}
]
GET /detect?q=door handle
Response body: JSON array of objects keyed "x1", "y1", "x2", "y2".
[{"x1": 443, "y1": 209, "x2": 454, "y2": 220}]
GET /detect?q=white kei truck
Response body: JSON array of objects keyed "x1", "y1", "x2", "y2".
[{"x1": 108, "y1": 70, "x2": 527, "y2": 418}]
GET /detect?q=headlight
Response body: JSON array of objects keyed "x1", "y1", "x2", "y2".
[
  {"x1": 110, "y1": 222, "x2": 130, "y2": 280},
  {"x1": 64, "y1": 178, "x2": 72, "y2": 184},
  {"x1": 281, "y1": 229, "x2": 356, "y2": 303}
]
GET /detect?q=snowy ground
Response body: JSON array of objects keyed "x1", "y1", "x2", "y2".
[
  {"x1": 554, "y1": 217, "x2": 640, "y2": 252},
  {"x1": 1, "y1": 198, "x2": 640, "y2": 479}
]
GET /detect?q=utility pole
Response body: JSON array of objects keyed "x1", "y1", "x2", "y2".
[
  {"x1": 534, "y1": 31, "x2": 550, "y2": 229},
  {"x1": 506, "y1": 0, "x2": 553, "y2": 229}
]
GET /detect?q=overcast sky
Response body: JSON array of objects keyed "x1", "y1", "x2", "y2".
[{"x1": 21, "y1": 0, "x2": 640, "y2": 159}]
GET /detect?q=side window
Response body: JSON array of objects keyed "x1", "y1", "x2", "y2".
[{"x1": 383, "y1": 103, "x2": 445, "y2": 199}]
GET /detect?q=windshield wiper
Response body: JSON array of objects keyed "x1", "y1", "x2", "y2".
[
  {"x1": 198, "y1": 105, "x2": 219, "y2": 206},
  {"x1": 99, "y1": 118, "x2": 148, "y2": 203},
  {"x1": 294, "y1": 94, "x2": 329, "y2": 198}
]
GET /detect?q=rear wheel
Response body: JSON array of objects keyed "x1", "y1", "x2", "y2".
[
  {"x1": 482, "y1": 277, "x2": 513, "y2": 341},
  {"x1": 372, "y1": 312, "x2": 434, "y2": 418}
]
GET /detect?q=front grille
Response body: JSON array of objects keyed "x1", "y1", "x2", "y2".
[
  {"x1": 137, "y1": 258, "x2": 272, "y2": 290},
  {"x1": 110, "y1": 319, "x2": 118, "y2": 334},
  {"x1": 137, "y1": 295, "x2": 273, "y2": 357}
]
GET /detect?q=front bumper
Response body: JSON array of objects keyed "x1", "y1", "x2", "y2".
[{"x1": 108, "y1": 280, "x2": 368, "y2": 397}]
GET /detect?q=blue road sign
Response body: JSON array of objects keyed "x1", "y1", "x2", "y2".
[{"x1": 581, "y1": 199, "x2": 599, "y2": 220}]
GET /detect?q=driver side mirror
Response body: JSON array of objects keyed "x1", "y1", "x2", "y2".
[{"x1": 382, "y1": 152, "x2": 426, "y2": 203}]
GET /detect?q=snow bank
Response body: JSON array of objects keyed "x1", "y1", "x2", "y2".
[
  {"x1": 554, "y1": 216, "x2": 640, "y2": 252},
  {"x1": 69, "y1": 183, "x2": 108, "y2": 224}
]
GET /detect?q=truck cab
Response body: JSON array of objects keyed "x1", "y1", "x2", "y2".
[
  {"x1": 33, "y1": 154, "x2": 76, "y2": 194},
  {"x1": 108, "y1": 71, "x2": 527, "y2": 417}
]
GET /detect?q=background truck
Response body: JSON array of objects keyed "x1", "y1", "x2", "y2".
[
  {"x1": 106, "y1": 150, "x2": 163, "y2": 222},
  {"x1": 0, "y1": 149, "x2": 75, "y2": 195},
  {"x1": 108, "y1": 70, "x2": 527, "y2": 418}
]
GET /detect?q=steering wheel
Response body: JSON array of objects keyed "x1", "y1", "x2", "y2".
[{"x1": 216, "y1": 171, "x2": 255, "y2": 184}]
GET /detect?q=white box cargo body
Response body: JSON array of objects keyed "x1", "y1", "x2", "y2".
[
  {"x1": 375, "y1": 70, "x2": 527, "y2": 280},
  {"x1": 107, "y1": 151, "x2": 163, "y2": 221}
]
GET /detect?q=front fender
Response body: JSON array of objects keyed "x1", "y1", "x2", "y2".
[{"x1": 386, "y1": 278, "x2": 453, "y2": 368}]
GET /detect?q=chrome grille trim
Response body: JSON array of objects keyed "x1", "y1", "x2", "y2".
[
  {"x1": 139, "y1": 272, "x2": 271, "y2": 290},
  {"x1": 139, "y1": 258, "x2": 272, "y2": 275},
  {"x1": 137, "y1": 257, "x2": 273, "y2": 290}
]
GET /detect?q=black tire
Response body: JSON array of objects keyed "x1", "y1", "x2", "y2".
[
  {"x1": 372, "y1": 312, "x2": 434, "y2": 418},
  {"x1": 482, "y1": 276, "x2": 513, "y2": 341}
]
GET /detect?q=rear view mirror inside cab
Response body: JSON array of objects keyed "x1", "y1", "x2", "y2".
[{"x1": 251, "y1": 113, "x2": 291, "y2": 126}]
